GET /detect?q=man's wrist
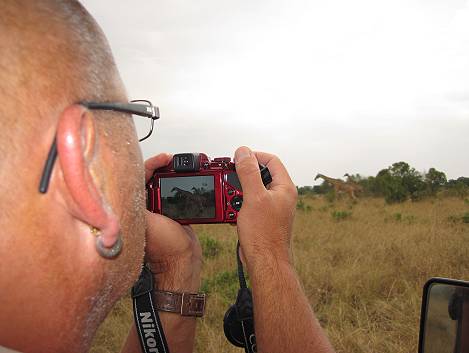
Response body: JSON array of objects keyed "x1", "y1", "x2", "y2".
[
  {"x1": 243, "y1": 242, "x2": 292, "y2": 274},
  {"x1": 147, "y1": 257, "x2": 201, "y2": 293},
  {"x1": 245, "y1": 245, "x2": 294, "y2": 281}
]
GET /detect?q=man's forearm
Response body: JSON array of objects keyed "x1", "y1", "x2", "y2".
[{"x1": 248, "y1": 255, "x2": 334, "y2": 353}]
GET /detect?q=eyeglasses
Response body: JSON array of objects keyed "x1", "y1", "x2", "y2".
[{"x1": 38, "y1": 100, "x2": 160, "y2": 194}]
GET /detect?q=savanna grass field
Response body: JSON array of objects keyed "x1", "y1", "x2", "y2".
[{"x1": 91, "y1": 196, "x2": 469, "y2": 353}]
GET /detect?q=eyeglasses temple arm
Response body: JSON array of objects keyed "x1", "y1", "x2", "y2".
[
  {"x1": 83, "y1": 102, "x2": 160, "y2": 120},
  {"x1": 39, "y1": 137, "x2": 58, "y2": 193}
]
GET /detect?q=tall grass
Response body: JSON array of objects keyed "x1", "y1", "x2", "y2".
[{"x1": 91, "y1": 197, "x2": 469, "y2": 353}]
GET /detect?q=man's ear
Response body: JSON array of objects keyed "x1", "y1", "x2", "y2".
[{"x1": 55, "y1": 104, "x2": 120, "y2": 250}]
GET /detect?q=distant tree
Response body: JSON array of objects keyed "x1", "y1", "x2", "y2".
[
  {"x1": 389, "y1": 162, "x2": 425, "y2": 199},
  {"x1": 446, "y1": 177, "x2": 469, "y2": 198},
  {"x1": 425, "y1": 168, "x2": 447, "y2": 195},
  {"x1": 297, "y1": 185, "x2": 315, "y2": 196},
  {"x1": 357, "y1": 176, "x2": 378, "y2": 196},
  {"x1": 344, "y1": 173, "x2": 362, "y2": 183},
  {"x1": 388, "y1": 162, "x2": 413, "y2": 178},
  {"x1": 456, "y1": 177, "x2": 469, "y2": 187},
  {"x1": 373, "y1": 169, "x2": 407, "y2": 203},
  {"x1": 312, "y1": 181, "x2": 333, "y2": 195},
  {"x1": 370, "y1": 162, "x2": 426, "y2": 203}
]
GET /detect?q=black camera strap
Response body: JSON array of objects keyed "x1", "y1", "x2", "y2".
[
  {"x1": 235, "y1": 258, "x2": 257, "y2": 353},
  {"x1": 224, "y1": 242, "x2": 257, "y2": 353},
  {"x1": 132, "y1": 265, "x2": 170, "y2": 353}
]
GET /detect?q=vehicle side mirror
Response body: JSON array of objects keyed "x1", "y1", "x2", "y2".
[{"x1": 419, "y1": 278, "x2": 469, "y2": 353}]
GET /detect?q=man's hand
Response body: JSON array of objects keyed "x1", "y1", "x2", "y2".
[
  {"x1": 234, "y1": 146, "x2": 334, "y2": 353},
  {"x1": 144, "y1": 153, "x2": 202, "y2": 292},
  {"x1": 234, "y1": 146, "x2": 298, "y2": 270},
  {"x1": 121, "y1": 153, "x2": 202, "y2": 353}
]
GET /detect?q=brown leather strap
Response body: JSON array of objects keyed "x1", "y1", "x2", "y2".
[{"x1": 153, "y1": 290, "x2": 206, "y2": 317}]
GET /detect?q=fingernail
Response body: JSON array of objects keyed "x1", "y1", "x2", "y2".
[{"x1": 235, "y1": 146, "x2": 251, "y2": 163}]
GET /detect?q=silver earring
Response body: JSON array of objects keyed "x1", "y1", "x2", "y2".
[{"x1": 91, "y1": 227, "x2": 123, "y2": 259}]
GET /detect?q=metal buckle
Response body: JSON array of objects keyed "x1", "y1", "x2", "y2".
[{"x1": 181, "y1": 293, "x2": 206, "y2": 317}]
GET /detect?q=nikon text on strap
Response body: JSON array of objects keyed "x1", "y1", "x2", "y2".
[{"x1": 132, "y1": 265, "x2": 170, "y2": 353}]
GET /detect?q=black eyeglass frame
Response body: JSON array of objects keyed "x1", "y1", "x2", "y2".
[{"x1": 38, "y1": 100, "x2": 160, "y2": 194}]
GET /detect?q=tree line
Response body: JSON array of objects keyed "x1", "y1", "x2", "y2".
[{"x1": 298, "y1": 162, "x2": 469, "y2": 203}]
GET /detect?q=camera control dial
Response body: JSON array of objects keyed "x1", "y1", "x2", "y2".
[{"x1": 230, "y1": 196, "x2": 243, "y2": 212}]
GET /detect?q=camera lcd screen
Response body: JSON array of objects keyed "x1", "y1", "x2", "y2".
[{"x1": 160, "y1": 176, "x2": 216, "y2": 219}]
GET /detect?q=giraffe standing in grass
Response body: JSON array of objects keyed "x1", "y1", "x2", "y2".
[{"x1": 314, "y1": 173, "x2": 363, "y2": 200}]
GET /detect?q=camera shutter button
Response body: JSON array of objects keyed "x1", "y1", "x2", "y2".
[{"x1": 230, "y1": 196, "x2": 243, "y2": 212}]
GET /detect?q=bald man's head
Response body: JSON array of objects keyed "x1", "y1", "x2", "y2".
[
  {"x1": 0, "y1": 0, "x2": 124, "y2": 102},
  {"x1": 0, "y1": 2, "x2": 146, "y2": 351}
]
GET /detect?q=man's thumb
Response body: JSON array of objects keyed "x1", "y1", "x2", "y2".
[{"x1": 235, "y1": 146, "x2": 264, "y2": 196}]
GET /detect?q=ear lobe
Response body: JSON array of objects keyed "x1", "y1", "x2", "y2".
[{"x1": 56, "y1": 104, "x2": 120, "y2": 250}]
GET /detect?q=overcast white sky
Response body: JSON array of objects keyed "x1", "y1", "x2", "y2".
[{"x1": 82, "y1": 0, "x2": 469, "y2": 186}]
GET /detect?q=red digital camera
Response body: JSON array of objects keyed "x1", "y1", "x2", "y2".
[{"x1": 146, "y1": 153, "x2": 272, "y2": 224}]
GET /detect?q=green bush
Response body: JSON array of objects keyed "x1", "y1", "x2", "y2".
[
  {"x1": 199, "y1": 235, "x2": 222, "y2": 259},
  {"x1": 331, "y1": 210, "x2": 351, "y2": 221},
  {"x1": 297, "y1": 185, "x2": 315, "y2": 196},
  {"x1": 296, "y1": 199, "x2": 306, "y2": 210},
  {"x1": 447, "y1": 213, "x2": 469, "y2": 224},
  {"x1": 425, "y1": 168, "x2": 447, "y2": 195},
  {"x1": 318, "y1": 206, "x2": 329, "y2": 212},
  {"x1": 404, "y1": 215, "x2": 416, "y2": 224},
  {"x1": 444, "y1": 179, "x2": 469, "y2": 198},
  {"x1": 463, "y1": 213, "x2": 469, "y2": 224},
  {"x1": 313, "y1": 181, "x2": 333, "y2": 195},
  {"x1": 387, "y1": 212, "x2": 415, "y2": 224},
  {"x1": 365, "y1": 162, "x2": 427, "y2": 203},
  {"x1": 296, "y1": 199, "x2": 312, "y2": 212},
  {"x1": 325, "y1": 190, "x2": 336, "y2": 203},
  {"x1": 201, "y1": 270, "x2": 240, "y2": 303},
  {"x1": 447, "y1": 215, "x2": 460, "y2": 224},
  {"x1": 382, "y1": 176, "x2": 408, "y2": 204}
]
